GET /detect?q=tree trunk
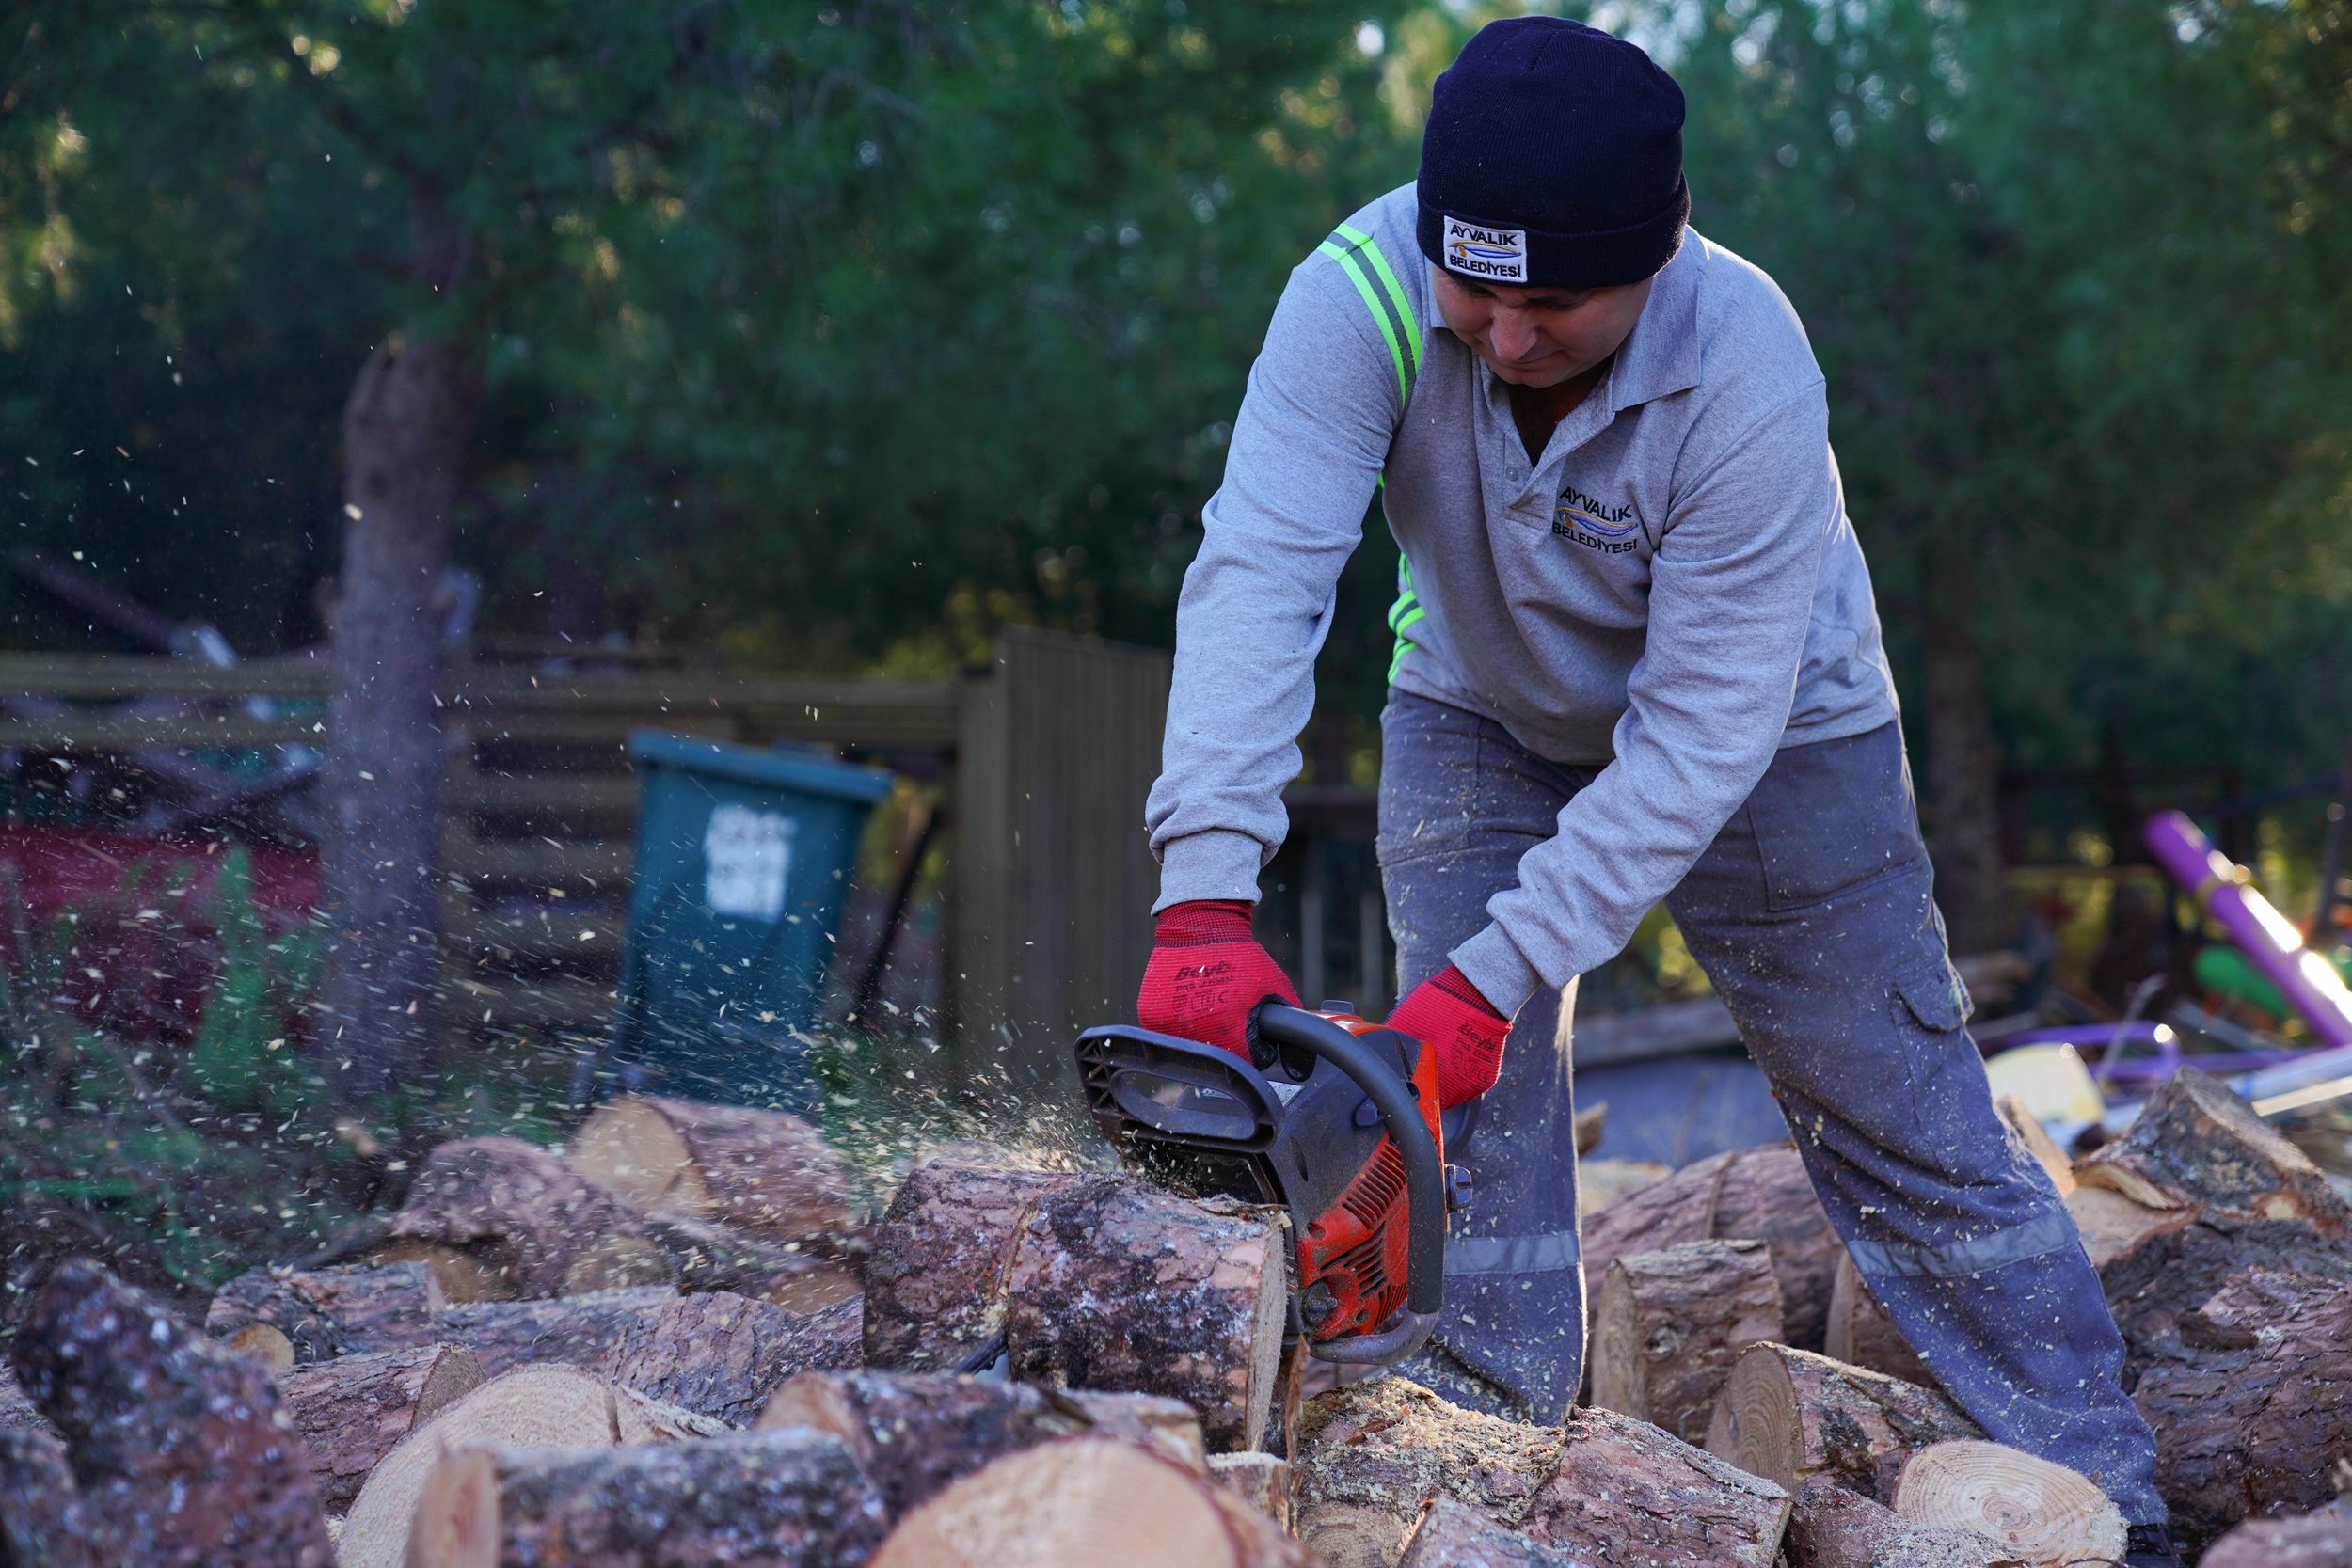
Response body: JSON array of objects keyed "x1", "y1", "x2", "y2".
[
  {"x1": 1787, "y1": 1479, "x2": 2025, "y2": 1568},
  {"x1": 864, "y1": 1161, "x2": 1083, "y2": 1371},
  {"x1": 1889, "y1": 1441, "x2": 2124, "y2": 1568},
  {"x1": 276, "y1": 1341, "x2": 484, "y2": 1510},
  {"x1": 2134, "y1": 1266, "x2": 2352, "y2": 1551},
  {"x1": 1518, "y1": 1404, "x2": 1791, "y2": 1568},
  {"x1": 1919, "y1": 528, "x2": 2010, "y2": 956},
  {"x1": 867, "y1": 1436, "x2": 1307, "y2": 1568},
  {"x1": 2200, "y1": 1509, "x2": 2352, "y2": 1568},
  {"x1": 337, "y1": 1363, "x2": 637, "y2": 1568},
  {"x1": 1396, "y1": 1499, "x2": 1574, "y2": 1568},
  {"x1": 1210, "y1": 1453, "x2": 1296, "y2": 1536},
  {"x1": 378, "y1": 1135, "x2": 651, "y2": 1299},
  {"x1": 1295, "y1": 1377, "x2": 1565, "y2": 1568},
  {"x1": 1708, "y1": 1148, "x2": 1841, "y2": 1354},
  {"x1": 1704, "y1": 1342, "x2": 1979, "y2": 1501},
  {"x1": 566, "y1": 1094, "x2": 855, "y2": 1245},
  {"x1": 405, "y1": 1428, "x2": 889, "y2": 1568},
  {"x1": 1003, "y1": 1174, "x2": 1288, "y2": 1453},
  {"x1": 8, "y1": 1259, "x2": 334, "y2": 1567},
  {"x1": 1589, "y1": 1240, "x2": 1784, "y2": 1442},
  {"x1": 755, "y1": 1371, "x2": 1204, "y2": 1523},
  {"x1": 1823, "y1": 1251, "x2": 1937, "y2": 1388},
  {"x1": 205, "y1": 1259, "x2": 446, "y2": 1364},
  {"x1": 316, "y1": 325, "x2": 476, "y2": 1106}
]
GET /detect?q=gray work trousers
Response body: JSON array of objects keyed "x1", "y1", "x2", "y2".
[{"x1": 1377, "y1": 689, "x2": 2164, "y2": 1523}]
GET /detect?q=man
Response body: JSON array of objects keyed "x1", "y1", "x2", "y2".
[{"x1": 1136, "y1": 16, "x2": 2175, "y2": 1561}]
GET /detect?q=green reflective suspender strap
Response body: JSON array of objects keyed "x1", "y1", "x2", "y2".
[{"x1": 1312, "y1": 221, "x2": 1426, "y2": 685}]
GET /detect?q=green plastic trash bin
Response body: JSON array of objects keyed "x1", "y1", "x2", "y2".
[{"x1": 608, "y1": 731, "x2": 894, "y2": 1111}]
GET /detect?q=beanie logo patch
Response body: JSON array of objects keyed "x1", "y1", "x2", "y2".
[{"x1": 1442, "y1": 217, "x2": 1528, "y2": 282}]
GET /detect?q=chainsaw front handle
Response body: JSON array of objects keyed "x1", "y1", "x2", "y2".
[{"x1": 1253, "y1": 1003, "x2": 1447, "y2": 1338}]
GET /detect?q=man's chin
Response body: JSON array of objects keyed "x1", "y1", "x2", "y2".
[{"x1": 1486, "y1": 356, "x2": 1576, "y2": 388}]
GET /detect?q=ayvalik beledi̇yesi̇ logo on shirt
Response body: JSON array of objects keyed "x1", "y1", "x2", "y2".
[
  {"x1": 1442, "y1": 216, "x2": 1528, "y2": 282},
  {"x1": 1554, "y1": 482, "x2": 1641, "y2": 554}
]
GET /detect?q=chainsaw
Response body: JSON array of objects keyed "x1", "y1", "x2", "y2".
[{"x1": 1072, "y1": 1001, "x2": 1448, "y2": 1367}]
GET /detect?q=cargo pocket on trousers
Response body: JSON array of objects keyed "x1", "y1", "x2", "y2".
[{"x1": 1892, "y1": 959, "x2": 1974, "y2": 1035}]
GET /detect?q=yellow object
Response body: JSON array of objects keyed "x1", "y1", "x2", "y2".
[{"x1": 1983, "y1": 1044, "x2": 2106, "y2": 1126}]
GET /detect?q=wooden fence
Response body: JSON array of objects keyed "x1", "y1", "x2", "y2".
[{"x1": 0, "y1": 632, "x2": 1169, "y2": 1085}]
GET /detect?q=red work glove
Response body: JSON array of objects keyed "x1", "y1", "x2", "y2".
[
  {"x1": 1387, "y1": 963, "x2": 1510, "y2": 1107},
  {"x1": 1136, "y1": 899, "x2": 1300, "y2": 1061}
]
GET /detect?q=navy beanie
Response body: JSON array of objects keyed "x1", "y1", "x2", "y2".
[{"x1": 1417, "y1": 17, "x2": 1690, "y2": 290}]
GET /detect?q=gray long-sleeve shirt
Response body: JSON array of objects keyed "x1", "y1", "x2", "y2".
[{"x1": 1146, "y1": 184, "x2": 1899, "y2": 1015}]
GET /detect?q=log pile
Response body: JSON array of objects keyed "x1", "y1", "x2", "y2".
[{"x1": 1, "y1": 1071, "x2": 2349, "y2": 1564}]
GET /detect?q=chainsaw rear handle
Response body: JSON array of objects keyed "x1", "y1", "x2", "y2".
[{"x1": 1253, "y1": 1002, "x2": 1445, "y2": 1362}]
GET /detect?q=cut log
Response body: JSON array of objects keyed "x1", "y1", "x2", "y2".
[
  {"x1": 867, "y1": 1435, "x2": 1306, "y2": 1568},
  {"x1": 0, "y1": 1424, "x2": 90, "y2": 1568},
  {"x1": 1581, "y1": 1148, "x2": 1734, "y2": 1291},
  {"x1": 1396, "y1": 1498, "x2": 1574, "y2": 1568},
  {"x1": 405, "y1": 1426, "x2": 887, "y2": 1568},
  {"x1": 8, "y1": 1257, "x2": 333, "y2": 1567},
  {"x1": 1003, "y1": 1173, "x2": 1287, "y2": 1452},
  {"x1": 1209, "y1": 1452, "x2": 1295, "y2": 1536},
  {"x1": 1890, "y1": 1441, "x2": 2124, "y2": 1568},
  {"x1": 755, "y1": 1371, "x2": 1204, "y2": 1521},
  {"x1": 1571, "y1": 1101, "x2": 1606, "y2": 1156},
  {"x1": 2064, "y1": 1183, "x2": 2185, "y2": 1271},
  {"x1": 2134, "y1": 1266, "x2": 2352, "y2": 1550},
  {"x1": 381, "y1": 1286, "x2": 859, "y2": 1424},
  {"x1": 205, "y1": 1259, "x2": 446, "y2": 1363},
  {"x1": 640, "y1": 1211, "x2": 863, "y2": 1309},
  {"x1": 1823, "y1": 1250, "x2": 1936, "y2": 1388},
  {"x1": 358, "y1": 1236, "x2": 516, "y2": 1305},
  {"x1": 1589, "y1": 1239, "x2": 1784, "y2": 1442},
  {"x1": 379, "y1": 1135, "x2": 650, "y2": 1299},
  {"x1": 864, "y1": 1161, "x2": 1081, "y2": 1370},
  {"x1": 1994, "y1": 1095, "x2": 2075, "y2": 1196},
  {"x1": 1575, "y1": 1158, "x2": 1670, "y2": 1217},
  {"x1": 1787, "y1": 1477, "x2": 2026, "y2": 1568},
  {"x1": 1518, "y1": 1403, "x2": 1790, "y2": 1567},
  {"x1": 1704, "y1": 1342, "x2": 1980, "y2": 1501},
  {"x1": 556, "y1": 1233, "x2": 675, "y2": 1295},
  {"x1": 567, "y1": 1093, "x2": 854, "y2": 1243},
  {"x1": 2074, "y1": 1068, "x2": 2351, "y2": 1228},
  {"x1": 2201, "y1": 1509, "x2": 2352, "y2": 1568},
  {"x1": 339, "y1": 1362, "x2": 641, "y2": 1568},
  {"x1": 1295, "y1": 1377, "x2": 1564, "y2": 1568},
  {"x1": 1709, "y1": 1146, "x2": 1842, "y2": 1353},
  {"x1": 276, "y1": 1342, "x2": 485, "y2": 1510}
]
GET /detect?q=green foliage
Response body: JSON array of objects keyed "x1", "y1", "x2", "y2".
[{"x1": 183, "y1": 847, "x2": 318, "y2": 1117}]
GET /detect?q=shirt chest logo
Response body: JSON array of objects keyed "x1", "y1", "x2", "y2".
[
  {"x1": 1552, "y1": 483, "x2": 1641, "y2": 554},
  {"x1": 1442, "y1": 216, "x2": 1527, "y2": 282}
]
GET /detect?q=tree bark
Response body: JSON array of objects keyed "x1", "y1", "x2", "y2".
[
  {"x1": 2200, "y1": 1509, "x2": 2352, "y2": 1568},
  {"x1": 1823, "y1": 1251, "x2": 1937, "y2": 1388},
  {"x1": 0, "y1": 1369, "x2": 46, "y2": 1435},
  {"x1": 867, "y1": 1436, "x2": 1307, "y2": 1568},
  {"x1": 405, "y1": 1428, "x2": 889, "y2": 1568},
  {"x1": 2074, "y1": 1068, "x2": 2351, "y2": 1227},
  {"x1": 316, "y1": 326, "x2": 476, "y2": 1106},
  {"x1": 0, "y1": 1424, "x2": 89, "y2": 1568},
  {"x1": 755, "y1": 1371, "x2": 1204, "y2": 1523},
  {"x1": 638, "y1": 1211, "x2": 861, "y2": 1309},
  {"x1": 206, "y1": 1259, "x2": 446, "y2": 1363},
  {"x1": 1590, "y1": 1240, "x2": 1785, "y2": 1442},
  {"x1": 1003, "y1": 1174, "x2": 1288, "y2": 1453},
  {"x1": 1919, "y1": 528, "x2": 2009, "y2": 956},
  {"x1": 1295, "y1": 1377, "x2": 1564, "y2": 1568},
  {"x1": 1708, "y1": 1148, "x2": 1842, "y2": 1354},
  {"x1": 1396, "y1": 1498, "x2": 1575, "y2": 1568},
  {"x1": 863, "y1": 1161, "x2": 1081, "y2": 1371},
  {"x1": 2133, "y1": 1266, "x2": 2352, "y2": 1551},
  {"x1": 1889, "y1": 1441, "x2": 2125, "y2": 1568},
  {"x1": 1518, "y1": 1404, "x2": 1791, "y2": 1568},
  {"x1": 567, "y1": 1094, "x2": 855, "y2": 1244},
  {"x1": 1580, "y1": 1148, "x2": 1735, "y2": 1294},
  {"x1": 380, "y1": 1135, "x2": 651, "y2": 1299},
  {"x1": 1787, "y1": 1478, "x2": 2025, "y2": 1568},
  {"x1": 1704, "y1": 1342, "x2": 1979, "y2": 1501},
  {"x1": 8, "y1": 1259, "x2": 334, "y2": 1567},
  {"x1": 274, "y1": 1342, "x2": 484, "y2": 1510}
]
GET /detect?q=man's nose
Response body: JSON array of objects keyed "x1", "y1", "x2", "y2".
[{"x1": 1489, "y1": 311, "x2": 1542, "y2": 361}]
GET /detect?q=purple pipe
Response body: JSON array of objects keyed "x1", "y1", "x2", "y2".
[{"x1": 2146, "y1": 809, "x2": 2352, "y2": 1051}]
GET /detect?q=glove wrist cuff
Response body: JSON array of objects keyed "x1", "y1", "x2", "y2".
[{"x1": 1153, "y1": 897, "x2": 1256, "y2": 945}]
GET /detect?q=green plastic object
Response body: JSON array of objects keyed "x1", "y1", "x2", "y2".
[
  {"x1": 609, "y1": 731, "x2": 894, "y2": 1111},
  {"x1": 2195, "y1": 941, "x2": 2352, "y2": 1022}
]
